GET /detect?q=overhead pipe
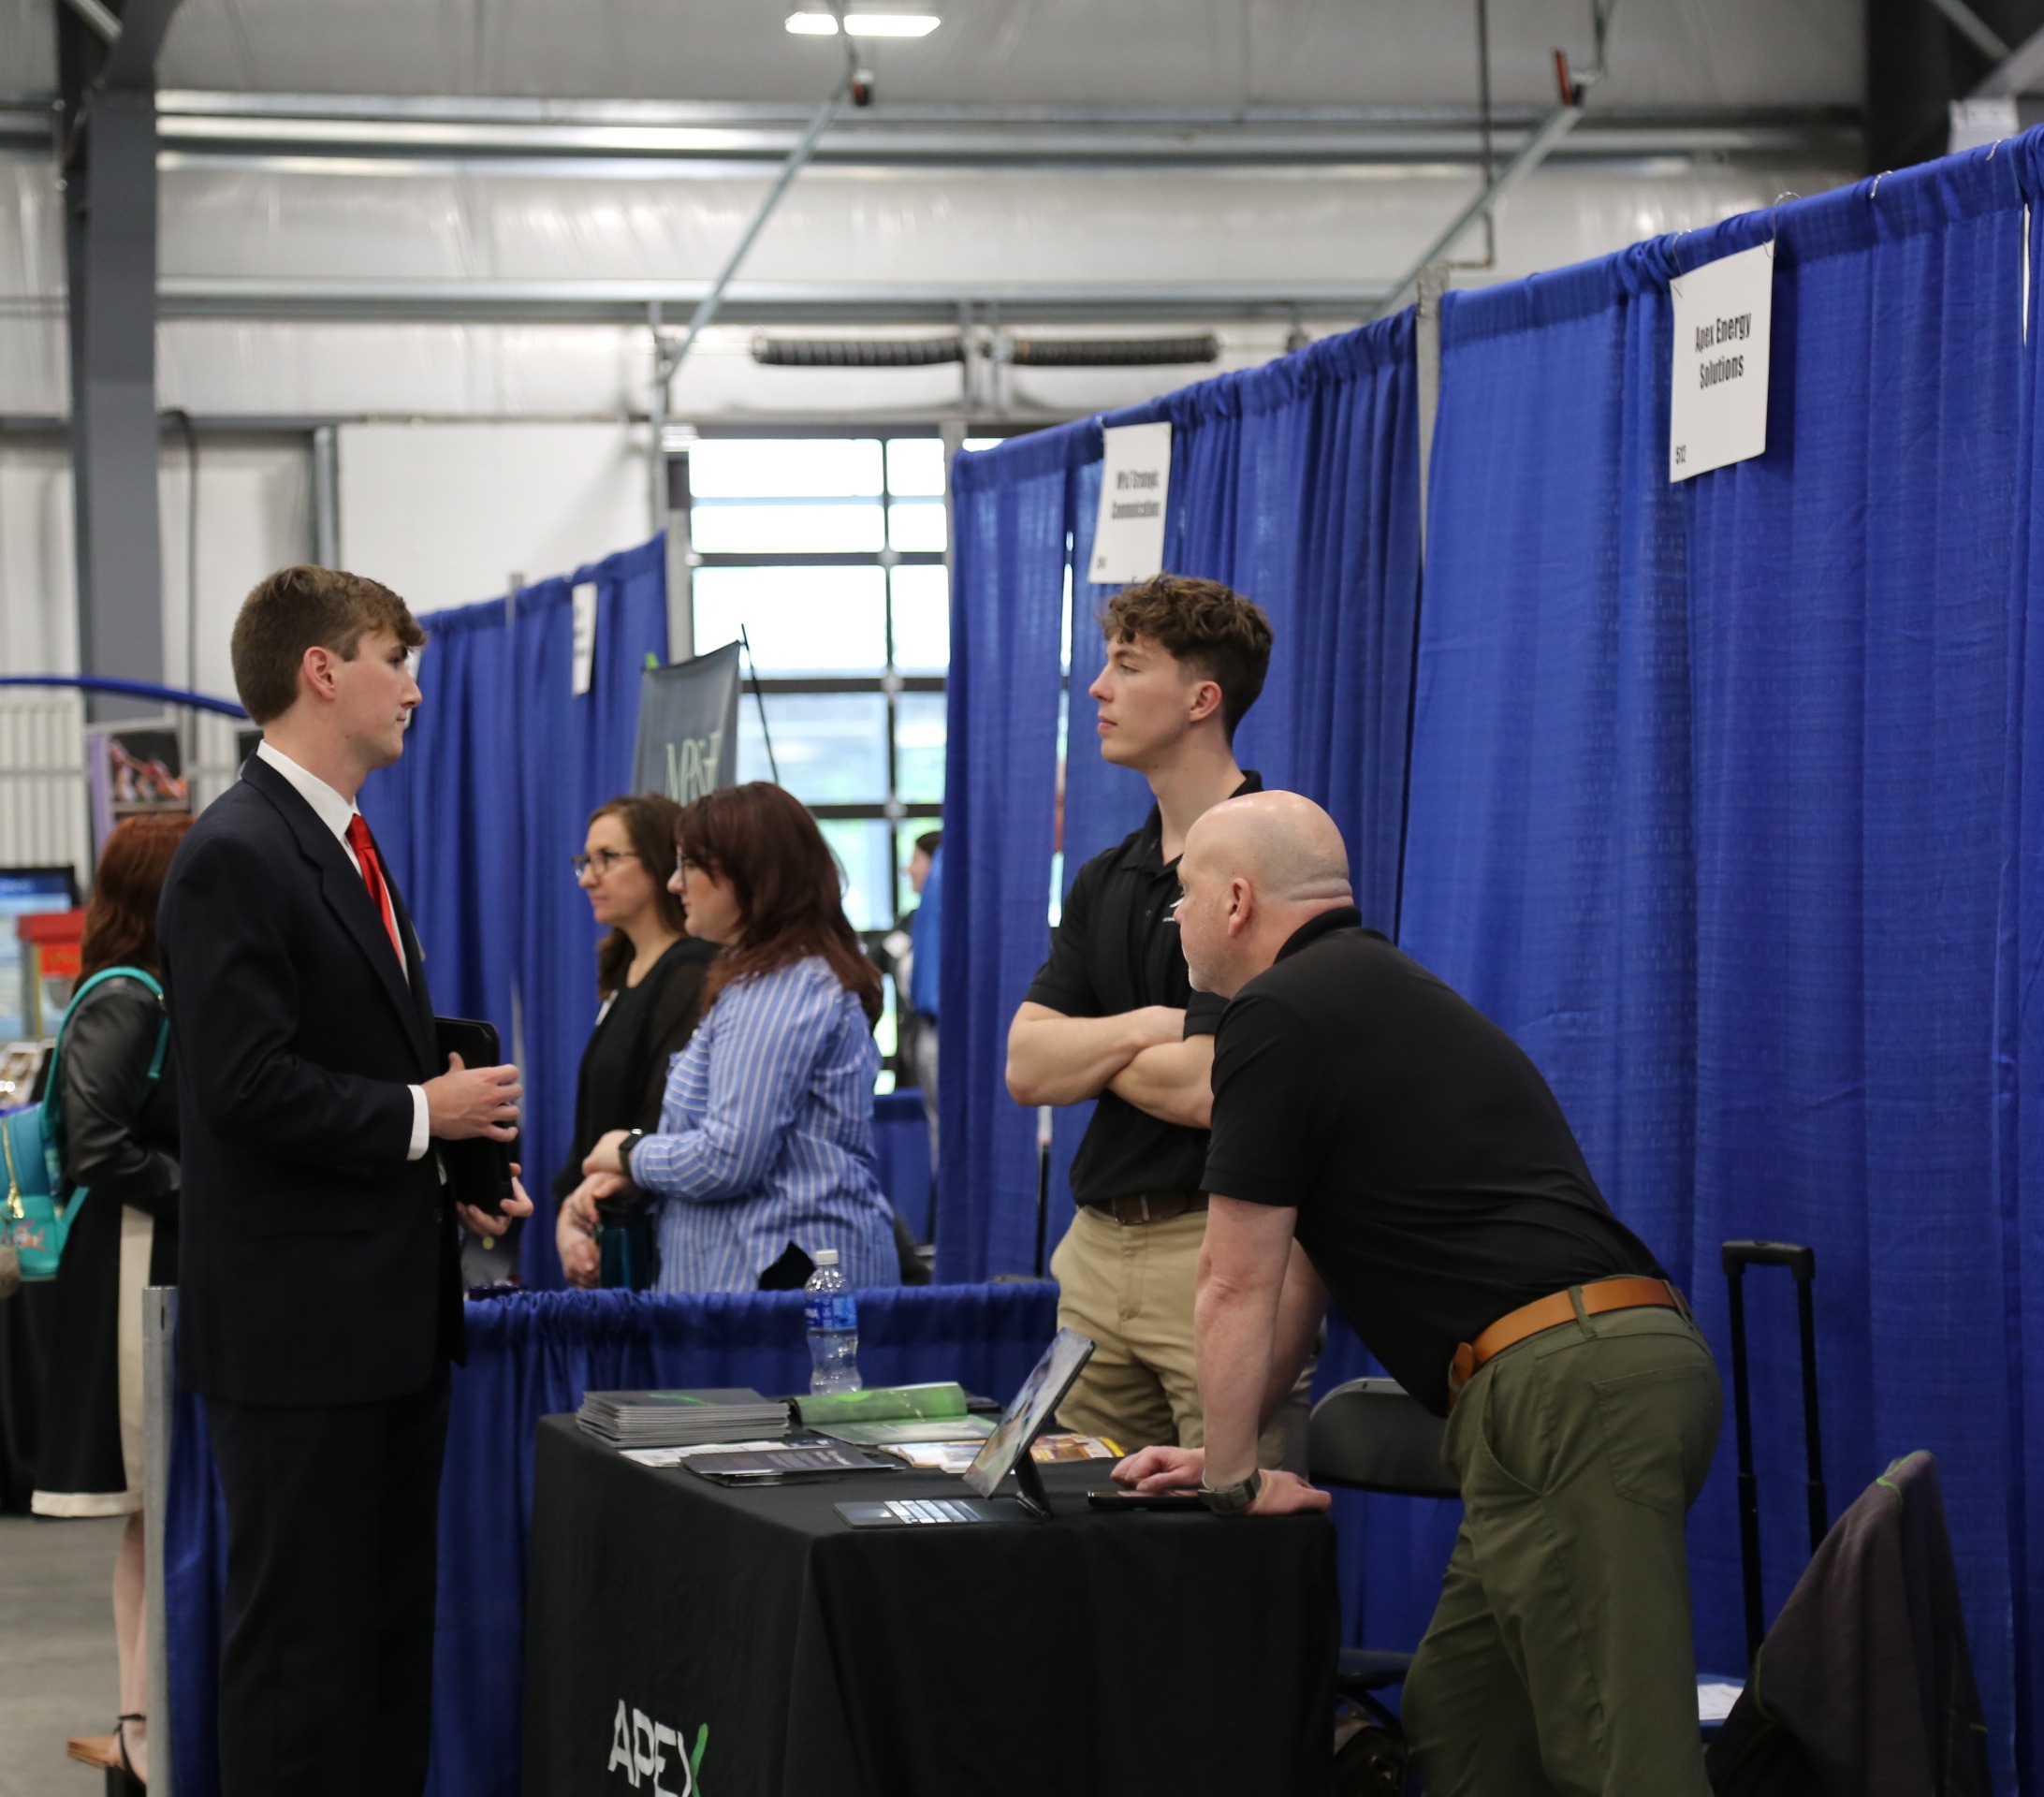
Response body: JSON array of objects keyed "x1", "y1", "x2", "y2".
[
  {"x1": 654, "y1": 12, "x2": 861, "y2": 398},
  {"x1": 1374, "y1": 103, "x2": 1582, "y2": 319},
  {"x1": 60, "y1": 0, "x2": 122, "y2": 45}
]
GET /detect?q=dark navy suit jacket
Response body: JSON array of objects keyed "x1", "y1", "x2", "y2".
[{"x1": 158, "y1": 752, "x2": 462, "y2": 1405}]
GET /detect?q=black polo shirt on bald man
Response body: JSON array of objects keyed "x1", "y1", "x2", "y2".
[
  {"x1": 1025, "y1": 771, "x2": 1263, "y2": 1210},
  {"x1": 1201, "y1": 906, "x2": 1663, "y2": 1414}
]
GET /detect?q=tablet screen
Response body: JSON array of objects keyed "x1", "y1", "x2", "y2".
[{"x1": 962, "y1": 1328, "x2": 1095, "y2": 1498}]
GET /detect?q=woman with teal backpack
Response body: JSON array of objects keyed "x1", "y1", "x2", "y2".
[{"x1": 29, "y1": 812, "x2": 192, "y2": 1787}]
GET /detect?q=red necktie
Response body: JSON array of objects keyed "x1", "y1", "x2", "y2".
[{"x1": 345, "y1": 814, "x2": 405, "y2": 968}]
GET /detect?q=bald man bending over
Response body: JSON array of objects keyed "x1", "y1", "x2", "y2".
[{"x1": 1117, "y1": 792, "x2": 1720, "y2": 1797}]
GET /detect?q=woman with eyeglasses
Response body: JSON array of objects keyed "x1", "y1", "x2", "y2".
[
  {"x1": 564, "y1": 782, "x2": 898, "y2": 1293},
  {"x1": 551, "y1": 794, "x2": 718, "y2": 1289}
]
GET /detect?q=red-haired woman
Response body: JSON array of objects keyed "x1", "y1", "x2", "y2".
[
  {"x1": 563, "y1": 782, "x2": 898, "y2": 1292},
  {"x1": 33, "y1": 812, "x2": 195, "y2": 1783}
]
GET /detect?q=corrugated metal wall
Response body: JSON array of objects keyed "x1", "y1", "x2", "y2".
[{"x1": 0, "y1": 686, "x2": 89, "y2": 884}]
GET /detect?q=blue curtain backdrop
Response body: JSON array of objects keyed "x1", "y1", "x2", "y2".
[
  {"x1": 166, "y1": 1283, "x2": 1059, "y2": 1797},
  {"x1": 1409, "y1": 145, "x2": 2035, "y2": 1787},
  {"x1": 937, "y1": 429, "x2": 1082, "y2": 1281},
  {"x1": 2007, "y1": 145, "x2": 2044, "y2": 1786},
  {"x1": 363, "y1": 535, "x2": 668, "y2": 1287},
  {"x1": 508, "y1": 537, "x2": 670, "y2": 1269},
  {"x1": 943, "y1": 318, "x2": 1424, "y2": 1282}
]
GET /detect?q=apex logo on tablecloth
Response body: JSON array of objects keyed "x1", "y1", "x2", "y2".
[{"x1": 606, "y1": 1700, "x2": 708, "y2": 1794}]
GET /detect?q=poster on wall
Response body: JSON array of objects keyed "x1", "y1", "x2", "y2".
[
  {"x1": 1088, "y1": 422, "x2": 1173, "y2": 584},
  {"x1": 633, "y1": 643, "x2": 742, "y2": 804},
  {"x1": 85, "y1": 721, "x2": 191, "y2": 858},
  {"x1": 1669, "y1": 240, "x2": 1774, "y2": 483}
]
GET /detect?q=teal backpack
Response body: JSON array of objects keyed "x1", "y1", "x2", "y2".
[{"x1": 1, "y1": 968, "x2": 168, "y2": 1282}]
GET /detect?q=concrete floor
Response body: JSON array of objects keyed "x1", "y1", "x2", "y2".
[{"x1": 0, "y1": 1513, "x2": 124, "y2": 1797}]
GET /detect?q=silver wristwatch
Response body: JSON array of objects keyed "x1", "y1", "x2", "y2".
[{"x1": 1199, "y1": 1468, "x2": 1262, "y2": 1514}]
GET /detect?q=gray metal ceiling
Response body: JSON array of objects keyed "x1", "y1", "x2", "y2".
[{"x1": 2, "y1": 0, "x2": 1862, "y2": 110}]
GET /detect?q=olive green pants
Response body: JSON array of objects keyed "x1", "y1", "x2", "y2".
[{"x1": 1402, "y1": 1302, "x2": 1722, "y2": 1797}]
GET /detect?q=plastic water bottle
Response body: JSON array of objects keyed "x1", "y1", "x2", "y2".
[{"x1": 805, "y1": 1249, "x2": 862, "y2": 1395}]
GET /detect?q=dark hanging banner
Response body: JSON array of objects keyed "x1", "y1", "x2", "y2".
[{"x1": 633, "y1": 641, "x2": 741, "y2": 802}]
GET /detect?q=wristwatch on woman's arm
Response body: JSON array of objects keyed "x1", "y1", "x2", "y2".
[{"x1": 618, "y1": 1128, "x2": 647, "y2": 1176}]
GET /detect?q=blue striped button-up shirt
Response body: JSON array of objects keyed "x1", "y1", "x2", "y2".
[{"x1": 627, "y1": 956, "x2": 898, "y2": 1293}]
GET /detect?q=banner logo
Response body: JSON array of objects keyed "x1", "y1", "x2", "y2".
[{"x1": 605, "y1": 1699, "x2": 708, "y2": 1794}]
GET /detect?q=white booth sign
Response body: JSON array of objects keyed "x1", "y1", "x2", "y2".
[
  {"x1": 1669, "y1": 241, "x2": 1774, "y2": 483},
  {"x1": 1089, "y1": 422, "x2": 1172, "y2": 584},
  {"x1": 571, "y1": 580, "x2": 599, "y2": 695}
]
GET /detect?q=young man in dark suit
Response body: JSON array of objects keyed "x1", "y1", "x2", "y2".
[{"x1": 157, "y1": 565, "x2": 531, "y2": 1797}]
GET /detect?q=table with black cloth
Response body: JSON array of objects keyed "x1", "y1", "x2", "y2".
[{"x1": 524, "y1": 1414, "x2": 1338, "y2": 1797}]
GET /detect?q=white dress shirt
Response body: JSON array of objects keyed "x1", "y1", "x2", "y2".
[{"x1": 255, "y1": 741, "x2": 431, "y2": 1161}]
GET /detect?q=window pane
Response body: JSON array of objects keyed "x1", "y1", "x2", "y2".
[
  {"x1": 736, "y1": 693, "x2": 888, "y2": 805},
  {"x1": 963, "y1": 437, "x2": 1007, "y2": 453},
  {"x1": 896, "y1": 692, "x2": 946, "y2": 806},
  {"x1": 694, "y1": 565, "x2": 885, "y2": 673},
  {"x1": 887, "y1": 498, "x2": 947, "y2": 552},
  {"x1": 889, "y1": 563, "x2": 949, "y2": 670},
  {"x1": 885, "y1": 438, "x2": 946, "y2": 497},
  {"x1": 689, "y1": 438, "x2": 881, "y2": 498},
  {"x1": 690, "y1": 500, "x2": 885, "y2": 554},
  {"x1": 818, "y1": 817, "x2": 894, "y2": 932}
]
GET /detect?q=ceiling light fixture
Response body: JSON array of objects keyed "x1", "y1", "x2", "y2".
[{"x1": 784, "y1": 10, "x2": 942, "y2": 37}]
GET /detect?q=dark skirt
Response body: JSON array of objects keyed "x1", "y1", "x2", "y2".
[{"x1": 31, "y1": 1194, "x2": 177, "y2": 1513}]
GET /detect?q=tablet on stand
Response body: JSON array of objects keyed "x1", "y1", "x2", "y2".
[
  {"x1": 834, "y1": 1329, "x2": 1095, "y2": 1528},
  {"x1": 962, "y1": 1328, "x2": 1095, "y2": 1519}
]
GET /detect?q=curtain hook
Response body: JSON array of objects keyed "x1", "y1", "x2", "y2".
[{"x1": 1868, "y1": 170, "x2": 1887, "y2": 200}]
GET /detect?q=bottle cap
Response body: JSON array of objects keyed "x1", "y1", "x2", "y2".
[{"x1": 814, "y1": 1249, "x2": 840, "y2": 1267}]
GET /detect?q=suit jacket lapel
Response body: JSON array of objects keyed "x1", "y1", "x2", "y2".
[
  {"x1": 241, "y1": 758, "x2": 432, "y2": 1077},
  {"x1": 383, "y1": 869, "x2": 440, "y2": 1068}
]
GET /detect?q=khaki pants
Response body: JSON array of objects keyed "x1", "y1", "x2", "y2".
[
  {"x1": 1048, "y1": 1203, "x2": 1310, "y2": 1469},
  {"x1": 1403, "y1": 1302, "x2": 1721, "y2": 1797}
]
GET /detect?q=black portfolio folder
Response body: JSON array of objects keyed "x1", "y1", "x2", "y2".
[{"x1": 432, "y1": 1016, "x2": 518, "y2": 1217}]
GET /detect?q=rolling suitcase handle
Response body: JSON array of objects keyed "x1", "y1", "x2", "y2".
[{"x1": 1721, "y1": 1241, "x2": 1828, "y2": 1663}]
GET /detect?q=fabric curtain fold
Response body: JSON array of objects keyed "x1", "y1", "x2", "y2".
[
  {"x1": 507, "y1": 537, "x2": 670, "y2": 1287},
  {"x1": 948, "y1": 321, "x2": 1425, "y2": 1284},
  {"x1": 1409, "y1": 143, "x2": 2033, "y2": 1787}
]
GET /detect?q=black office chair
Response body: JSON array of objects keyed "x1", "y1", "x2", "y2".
[{"x1": 1308, "y1": 1376, "x2": 1461, "y2": 1797}]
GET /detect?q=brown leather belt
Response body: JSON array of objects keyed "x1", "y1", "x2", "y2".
[
  {"x1": 1094, "y1": 1192, "x2": 1209, "y2": 1226},
  {"x1": 1446, "y1": 1276, "x2": 1691, "y2": 1410}
]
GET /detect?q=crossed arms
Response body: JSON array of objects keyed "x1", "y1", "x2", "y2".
[{"x1": 1004, "y1": 1001, "x2": 1215, "y2": 1130}]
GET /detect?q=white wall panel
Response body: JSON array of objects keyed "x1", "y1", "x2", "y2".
[
  {"x1": 0, "y1": 438, "x2": 309, "y2": 701},
  {"x1": 0, "y1": 687, "x2": 90, "y2": 886},
  {"x1": 337, "y1": 421, "x2": 652, "y2": 615},
  {"x1": 155, "y1": 157, "x2": 1856, "y2": 294},
  {"x1": 159, "y1": 436, "x2": 314, "y2": 702},
  {"x1": 0, "y1": 446, "x2": 77, "y2": 678}
]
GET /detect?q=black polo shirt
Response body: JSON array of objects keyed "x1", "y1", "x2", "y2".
[
  {"x1": 1025, "y1": 772, "x2": 1263, "y2": 1209},
  {"x1": 1201, "y1": 907, "x2": 1664, "y2": 1414}
]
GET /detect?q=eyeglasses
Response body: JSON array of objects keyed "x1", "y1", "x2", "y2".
[
  {"x1": 1166, "y1": 894, "x2": 1186, "y2": 922},
  {"x1": 572, "y1": 850, "x2": 641, "y2": 878}
]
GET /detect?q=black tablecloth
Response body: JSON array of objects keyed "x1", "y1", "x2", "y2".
[{"x1": 523, "y1": 1414, "x2": 1338, "y2": 1797}]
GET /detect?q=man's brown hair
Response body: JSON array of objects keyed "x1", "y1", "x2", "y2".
[
  {"x1": 230, "y1": 565, "x2": 426, "y2": 725},
  {"x1": 1099, "y1": 574, "x2": 1274, "y2": 740}
]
